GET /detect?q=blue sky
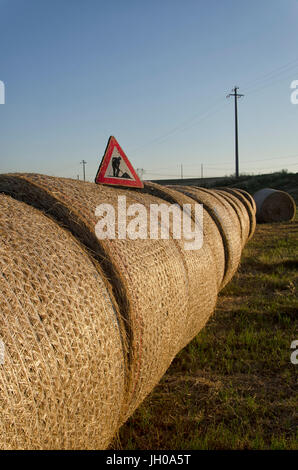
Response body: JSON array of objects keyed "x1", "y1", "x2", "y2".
[{"x1": 1, "y1": 0, "x2": 298, "y2": 180}]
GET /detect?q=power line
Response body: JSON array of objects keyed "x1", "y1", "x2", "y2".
[
  {"x1": 242, "y1": 58, "x2": 298, "y2": 92},
  {"x1": 124, "y1": 57, "x2": 298, "y2": 166},
  {"x1": 242, "y1": 161, "x2": 298, "y2": 172},
  {"x1": 145, "y1": 156, "x2": 298, "y2": 178},
  {"x1": 242, "y1": 155, "x2": 298, "y2": 165},
  {"x1": 41, "y1": 57, "x2": 298, "y2": 180},
  {"x1": 245, "y1": 73, "x2": 298, "y2": 97},
  {"x1": 132, "y1": 58, "x2": 298, "y2": 156},
  {"x1": 145, "y1": 153, "x2": 298, "y2": 173},
  {"x1": 196, "y1": 153, "x2": 298, "y2": 167},
  {"x1": 130, "y1": 97, "x2": 227, "y2": 153}
]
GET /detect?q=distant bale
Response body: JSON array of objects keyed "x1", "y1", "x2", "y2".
[
  {"x1": 253, "y1": 188, "x2": 296, "y2": 223},
  {"x1": 170, "y1": 185, "x2": 242, "y2": 289},
  {"x1": 215, "y1": 187, "x2": 256, "y2": 240},
  {"x1": 0, "y1": 194, "x2": 125, "y2": 449}
]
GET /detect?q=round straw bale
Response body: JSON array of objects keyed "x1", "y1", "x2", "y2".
[
  {"x1": 215, "y1": 187, "x2": 256, "y2": 240},
  {"x1": 0, "y1": 194, "x2": 125, "y2": 449},
  {"x1": 253, "y1": 188, "x2": 296, "y2": 223},
  {"x1": 234, "y1": 188, "x2": 257, "y2": 215},
  {"x1": 0, "y1": 174, "x2": 190, "y2": 421},
  {"x1": 128, "y1": 187, "x2": 218, "y2": 347},
  {"x1": 185, "y1": 186, "x2": 243, "y2": 288},
  {"x1": 211, "y1": 189, "x2": 250, "y2": 246},
  {"x1": 142, "y1": 182, "x2": 225, "y2": 290}
]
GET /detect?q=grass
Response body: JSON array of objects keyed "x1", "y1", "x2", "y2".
[{"x1": 112, "y1": 208, "x2": 298, "y2": 450}]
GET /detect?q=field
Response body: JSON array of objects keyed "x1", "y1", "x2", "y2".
[{"x1": 113, "y1": 180, "x2": 298, "y2": 450}]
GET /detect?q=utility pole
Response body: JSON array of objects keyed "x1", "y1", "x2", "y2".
[
  {"x1": 201, "y1": 163, "x2": 203, "y2": 179},
  {"x1": 181, "y1": 164, "x2": 183, "y2": 179},
  {"x1": 80, "y1": 160, "x2": 87, "y2": 182},
  {"x1": 227, "y1": 86, "x2": 244, "y2": 178}
]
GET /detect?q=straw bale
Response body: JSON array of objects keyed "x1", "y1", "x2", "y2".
[
  {"x1": 0, "y1": 173, "x2": 255, "y2": 437},
  {"x1": 0, "y1": 174, "x2": 190, "y2": 421},
  {"x1": 235, "y1": 188, "x2": 257, "y2": 215},
  {"x1": 253, "y1": 188, "x2": 296, "y2": 223},
  {"x1": 127, "y1": 187, "x2": 218, "y2": 347},
  {"x1": 172, "y1": 186, "x2": 242, "y2": 289},
  {"x1": 211, "y1": 189, "x2": 250, "y2": 246},
  {"x1": 0, "y1": 194, "x2": 125, "y2": 449},
  {"x1": 142, "y1": 182, "x2": 225, "y2": 290},
  {"x1": 215, "y1": 187, "x2": 256, "y2": 240}
]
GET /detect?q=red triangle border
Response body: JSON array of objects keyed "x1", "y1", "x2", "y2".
[{"x1": 95, "y1": 136, "x2": 144, "y2": 188}]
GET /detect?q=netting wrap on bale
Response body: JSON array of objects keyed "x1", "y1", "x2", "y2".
[
  {"x1": 0, "y1": 174, "x2": 193, "y2": 421},
  {"x1": 142, "y1": 182, "x2": 225, "y2": 290},
  {"x1": 121, "y1": 187, "x2": 218, "y2": 331},
  {"x1": 215, "y1": 187, "x2": 256, "y2": 240},
  {"x1": 170, "y1": 186, "x2": 243, "y2": 289},
  {"x1": 211, "y1": 189, "x2": 250, "y2": 247},
  {"x1": 0, "y1": 173, "x2": 256, "y2": 449},
  {"x1": 0, "y1": 194, "x2": 125, "y2": 450},
  {"x1": 234, "y1": 188, "x2": 257, "y2": 215},
  {"x1": 253, "y1": 188, "x2": 296, "y2": 223},
  {"x1": 133, "y1": 183, "x2": 219, "y2": 346}
]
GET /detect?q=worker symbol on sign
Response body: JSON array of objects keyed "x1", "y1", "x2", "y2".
[
  {"x1": 95, "y1": 136, "x2": 144, "y2": 188},
  {"x1": 111, "y1": 155, "x2": 131, "y2": 178},
  {"x1": 112, "y1": 156, "x2": 121, "y2": 177},
  {"x1": 107, "y1": 148, "x2": 132, "y2": 179}
]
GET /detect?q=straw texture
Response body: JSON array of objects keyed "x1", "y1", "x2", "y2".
[
  {"x1": 214, "y1": 188, "x2": 256, "y2": 241},
  {"x1": 173, "y1": 186, "x2": 243, "y2": 288},
  {"x1": 143, "y1": 182, "x2": 225, "y2": 290},
  {"x1": 0, "y1": 173, "x2": 256, "y2": 449},
  {"x1": 253, "y1": 188, "x2": 296, "y2": 223},
  {"x1": 132, "y1": 185, "x2": 219, "y2": 345},
  {"x1": 0, "y1": 194, "x2": 125, "y2": 450},
  {"x1": 235, "y1": 188, "x2": 257, "y2": 215},
  {"x1": 211, "y1": 189, "x2": 250, "y2": 247},
  {"x1": 0, "y1": 174, "x2": 190, "y2": 421}
]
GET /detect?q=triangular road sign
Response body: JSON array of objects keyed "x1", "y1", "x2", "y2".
[{"x1": 95, "y1": 136, "x2": 144, "y2": 188}]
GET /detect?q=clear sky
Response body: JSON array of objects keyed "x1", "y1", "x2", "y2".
[{"x1": 1, "y1": 0, "x2": 298, "y2": 181}]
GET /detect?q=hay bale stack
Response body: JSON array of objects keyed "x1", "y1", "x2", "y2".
[
  {"x1": 0, "y1": 173, "x2": 256, "y2": 448},
  {"x1": 132, "y1": 184, "x2": 219, "y2": 347},
  {"x1": 143, "y1": 182, "x2": 225, "y2": 290},
  {"x1": 0, "y1": 194, "x2": 125, "y2": 449},
  {"x1": 253, "y1": 188, "x2": 296, "y2": 223},
  {"x1": 168, "y1": 185, "x2": 243, "y2": 289},
  {"x1": 213, "y1": 188, "x2": 256, "y2": 241},
  {"x1": 211, "y1": 189, "x2": 250, "y2": 247},
  {"x1": 234, "y1": 188, "x2": 257, "y2": 215},
  {"x1": 0, "y1": 174, "x2": 191, "y2": 421}
]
